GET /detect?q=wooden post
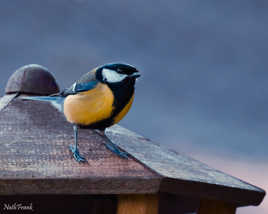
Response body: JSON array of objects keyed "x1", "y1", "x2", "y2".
[
  {"x1": 117, "y1": 194, "x2": 159, "y2": 214},
  {"x1": 198, "y1": 199, "x2": 236, "y2": 214}
]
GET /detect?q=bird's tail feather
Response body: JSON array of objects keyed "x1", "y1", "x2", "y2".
[
  {"x1": 21, "y1": 96, "x2": 64, "y2": 112},
  {"x1": 22, "y1": 96, "x2": 59, "y2": 101}
]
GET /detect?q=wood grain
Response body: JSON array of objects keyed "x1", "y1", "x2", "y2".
[
  {"x1": 117, "y1": 194, "x2": 158, "y2": 214},
  {"x1": 0, "y1": 96, "x2": 265, "y2": 208},
  {"x1": 0, "y1": 98, "x2": 161, "y2": 194}
]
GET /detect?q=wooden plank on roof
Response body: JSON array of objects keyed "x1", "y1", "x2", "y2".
[
  {"x1": 106, "y1": 126, "x2": 265, "y2": 206},
  {"x1": 0, "y1": 98, "x2": 161, "y2": 194}
]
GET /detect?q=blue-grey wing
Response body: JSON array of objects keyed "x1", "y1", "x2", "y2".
[
  {"x1": 61, "y1": 80, "x2": 98, "y2": 96},
  {"x1": 60, "y1": 70, "x2": 99, "y2": 96}
]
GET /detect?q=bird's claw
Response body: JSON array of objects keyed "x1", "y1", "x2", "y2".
[
  {"x1": 69, "y1": 145, "x2": 86, "y2": 162},
  {"x1": 105, "y1": 143, "x2": 128, "y2": 159}
]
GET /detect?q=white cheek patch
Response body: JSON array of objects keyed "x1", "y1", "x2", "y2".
[{"x1": 102, "y1": 68, "x2": 127, "y2": 83}]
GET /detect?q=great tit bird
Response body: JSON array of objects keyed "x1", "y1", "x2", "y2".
[{"x1": 23, "y1": 63, "x2": 140, "y2": 162}]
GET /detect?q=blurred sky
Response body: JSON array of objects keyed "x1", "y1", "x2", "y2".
[{"x1": 0, "y1": 0, "x2": 267, "y2": 213}]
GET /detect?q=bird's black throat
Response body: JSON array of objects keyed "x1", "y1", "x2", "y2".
[{"x1": 108, "y1": 77, "x2": 135, "y2": 119}]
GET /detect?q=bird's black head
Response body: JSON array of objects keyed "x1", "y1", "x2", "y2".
[{"x1": 96, "y1": 63, "x2": 140, "y2": 84}]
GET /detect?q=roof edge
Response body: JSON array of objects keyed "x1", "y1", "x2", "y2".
[{"x1": 160, "y1": 177, "x2": 265, "y2": 207}]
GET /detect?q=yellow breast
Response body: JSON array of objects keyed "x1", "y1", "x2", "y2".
[{"x1": 63, "y1": 83, "x2": 114, "y2": 126}]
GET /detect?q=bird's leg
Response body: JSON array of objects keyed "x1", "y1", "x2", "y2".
[
  {"x1": 95, "y1": 129, "x2": 106, "y2": 137},
  {"x1": 95, "y1": 129, "x2": 128, "y2": 159},
  {"x1": 69, "y1": 125, "x2": 86, "y2": 162}
]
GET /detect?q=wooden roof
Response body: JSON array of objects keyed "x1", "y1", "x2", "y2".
[
  {"x1": 0, "y1": 97, "x2": 160, "y2": 195},
  {"x1": 0, "y1": 94, "x2": 264, "y2": 207},
  {"x1": 0, "y1": 64, "x2": 265, "y2": 208}
]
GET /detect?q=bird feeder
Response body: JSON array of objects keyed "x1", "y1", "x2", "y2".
[{"x1": 0, "y1": 64, "x2": 265, "y2": 214}]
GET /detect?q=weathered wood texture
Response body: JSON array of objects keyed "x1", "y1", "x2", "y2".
[
  {"x1": 117, "y1": 194, "x2": 158, "y2": 214},
  {"x1": 106, "y1": 126, "x2": 265, "y2": 206},
  {"x1": 0, "y1": 94, "x2": 17, "y2": 111},
  {"x1": 0, "y1": 98, "x2": 161, "y2": 194},
  {"x1": 198, "y1": 199, "x2": 236, "y2": 214},
  {"x1": 0, "y1": 95, "x2": 265, "y2": 208}
]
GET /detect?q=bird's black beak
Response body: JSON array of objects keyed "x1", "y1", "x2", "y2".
[{"x1": 129, "y1": 73, "x2": 141, "y2": 79}]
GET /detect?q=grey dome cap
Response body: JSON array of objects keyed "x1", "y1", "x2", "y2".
[{"x1": 5, "y1": 64, "x2": 60, "y2": 95}]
